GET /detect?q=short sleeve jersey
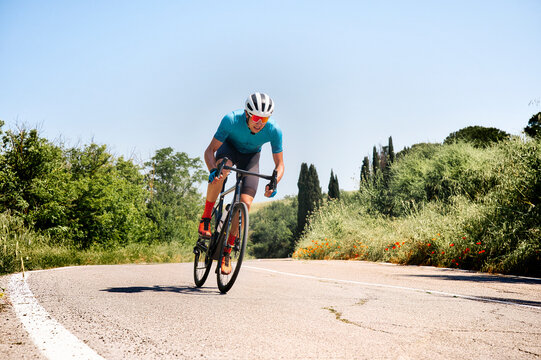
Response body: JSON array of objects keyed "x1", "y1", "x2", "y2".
[{"x1": 213, "y1": 109, "x2": 283, "y2": 154}]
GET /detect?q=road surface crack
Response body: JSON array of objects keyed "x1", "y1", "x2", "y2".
[
  {"x1": 518, "y1": 348, "x2": 540, "y2": 357},
  {"x1": 323, "y1": 306, "x2": 391, "y2": 334}
]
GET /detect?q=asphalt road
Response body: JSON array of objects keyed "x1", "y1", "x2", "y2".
[{"x1": 2, "y1": 259, "x2": 541, "y2": 359}]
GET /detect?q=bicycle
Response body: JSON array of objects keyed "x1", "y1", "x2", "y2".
[{"x1": 193, "y1": 158, "x2": 277, "y2": 293}]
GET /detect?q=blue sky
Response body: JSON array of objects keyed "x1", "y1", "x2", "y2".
[{"x1": 1, "y1": 0, "x2": 540, "y2": 201}]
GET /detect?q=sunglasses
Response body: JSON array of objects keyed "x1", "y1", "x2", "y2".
[{"x1": 249, "y1": 114, "x2": 269, "y2": 124}]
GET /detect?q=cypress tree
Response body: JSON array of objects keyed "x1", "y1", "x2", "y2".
[
  {"x1": 382, "y1": 137, "x2": 395, "y2": 187},
  {"x1": 334, "y1": 172, "x2": 340, "y2": 199},
  {"x1": 372, "y1": 146, "x2": 380, "y2": 181},
  {"x1": 328, "y1": 169, "x2": 340, "y2": 200},
  {"x1": 297, "y1": 163, "x2": 310, "y2": 235},
  {"x1": 388, "y1": 136, "x2": 395, "y2": 164},
  {"x1": 307, "y1": 164, "x2": 322, "y2": 215},
  {"x1": 361, "y1": 156, "x2": 370, "y2": 184}
]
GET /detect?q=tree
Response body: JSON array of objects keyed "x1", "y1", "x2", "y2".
[
  {"x1": 66, "y1": 143, "x2": 153, "y2": 248},
  {"x1": 296, "y1": 163, "x2": 322, "y2": 236},
  {"x1": 524, "y1": 112, "x2": 541, "y2": 138},
  {"x1": 0, "y1": 126, "x2": 72, "y2": 232},
  {"x1": 328, "y1": 169, "x2": 340, "y2": 200},
  {"x1": 360, "y1": 156, "x2": 370, "y2": 185},
  {"x1": 296, "y1": 163, "x2": 310, "y2": 235},
  {"x1": 372, "y1": 146, "x2": 379, "y2": 180},
  {"x1": 383, "y1": 136, "x2": 395, "y2": 187},
  {"x1": 388, "y1": 136, "x2": 395, "y2": 164},
  {"x1": 145, "y1": 147, "x2": 206, "y2": 243},
  {"x1": 0, "y1": 125, "x2": 154, "y2": 248},
  {"x1": 307, "y1": 163, "x2": 322, "y2": 213},
  {"x1": 444, "y1": 126, "x2": 509, "y2": 148}
]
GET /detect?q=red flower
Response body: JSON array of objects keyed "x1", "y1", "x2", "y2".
[
  {"x1": 441, "y1": 251, "x2": 445, "y2": 254},
  {"x1": 385, "y1": 248, "x2": 389, "y2": 251},
  {"x1": 476, "y1": 242, "x2": 482, "y2": 245},
  {"x1": 479, "y1": 250, "x2": 485, "y2": 254},
  {"x1": 462, "y1": 236, "x2": 466, "y2": 240},
  {"x1": 450, "y1": 243, "x2": 455, "y2": 247},
  {"x1": 427, "y1": 243, "x2": 431, "y2": 247},
  {"x1": 431, "y1": 251, "x2": 435, "y2": 254},
  {"x1": 455, "y1": 263, "x2": 459, "y2": 266},
  {"x1": 392, "y1": 246, "x2": 396, "y2": 249}
]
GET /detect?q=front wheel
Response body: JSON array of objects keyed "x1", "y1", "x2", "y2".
[
  {"x1": 193, "y1": 236, "x2": 212, "y2": 287},
  {"x1": 193, "y1": 211, "x2": 219, "y2": 287},
  {"x1": 217, "y1": 202, "x2": 249, "y2": 293}
]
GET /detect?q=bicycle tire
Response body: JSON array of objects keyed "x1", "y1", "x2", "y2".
[
  {"x1": 217, "y1": 202, "x2": 249, "y2": 293},
  {"x1": 193, "y1": 211, "x2": 219, "y2": 287}
]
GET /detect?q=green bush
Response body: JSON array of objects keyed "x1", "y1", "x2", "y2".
[
  {"x1": 444, "y1": 125, "x2": 510, "y2": 148},
  {"x1": 388, "y1": 142, "x2": 499, "y2": 215},
  {"x1": 0, "y1": 123, "x2": 206, "y2": 274},
  {"x1": 248, "y1": 197, "x2": 297, "y2": 258},
  {"x1": 295, "y1": 137, "x2": 541, "y2": 276}
]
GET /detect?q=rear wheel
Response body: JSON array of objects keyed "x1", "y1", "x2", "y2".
[{"x1": 217, "y1": 202, "x2": 249, "y2": 293}]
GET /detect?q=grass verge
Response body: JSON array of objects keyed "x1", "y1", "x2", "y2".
[{"x1": 1, "y1": 212, "x2": 193, "y2": 275}]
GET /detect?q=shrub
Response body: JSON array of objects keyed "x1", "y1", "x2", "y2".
[
  {"x1": 294, "y1": 137, "x2": 541, "y2": 276},
  {"x1": 249, "y1": 197, "x2": 297, "y2": 258}
]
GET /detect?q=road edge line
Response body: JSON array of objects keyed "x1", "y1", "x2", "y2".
[
  {"x1": 8, "y1": 272, "x2": 106, "y2": 360},
  {"x1": 244, "y1": 265, "x2": 540, "y2": 310}
]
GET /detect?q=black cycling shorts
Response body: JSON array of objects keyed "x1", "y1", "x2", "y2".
[{"x1": 215, "y1": 141, "x2": 260, "y2": 197}]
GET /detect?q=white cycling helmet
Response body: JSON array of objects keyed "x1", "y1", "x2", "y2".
[{"x1": 245, "y1": 92, "x2": 274, "y2": 117}]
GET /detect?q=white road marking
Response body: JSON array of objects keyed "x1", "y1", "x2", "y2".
[
  {"x1": 244, "y1": 265, "x2": 540, "y2": 310},
  {"x1": 8, "y1": 272, "x2": 106, "y2": 360}
]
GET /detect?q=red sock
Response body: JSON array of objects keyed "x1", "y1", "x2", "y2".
[
  {"x1": 225, "y1": 233, "x2": 236, "y2": 254},
  {"x1": 228, "y1": 233, "x2": 237, "y2": 246},
  {"x1": 202, "y1": 200, "x2": 215, "y2": 219}
]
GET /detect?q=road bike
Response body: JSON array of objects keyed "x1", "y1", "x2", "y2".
[{"x1": 193, "y1": 158, "x2": 277, "y2": 293}]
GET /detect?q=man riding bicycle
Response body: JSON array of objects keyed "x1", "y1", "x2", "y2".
[{"x1": 198, "y1": 92, "x2": 284, "y2": 275}]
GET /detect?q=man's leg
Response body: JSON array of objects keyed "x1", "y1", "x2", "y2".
[
  {"x1": 224, "y1": 194, "x2": 253, "y2": 241},
  {"x1": 240, "y1": 194, "x2": 254, "y2": 211},
  {"x1": 220, "y1": 176, "x2": 255, "y2": 275},
  {"x1": 199, "y1": 158, "x2": 233, "y2": 237}
]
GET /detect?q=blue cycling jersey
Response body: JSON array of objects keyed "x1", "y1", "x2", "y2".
[{"x1": 214, "y1": 109, "x2": 283, "y2": 154}]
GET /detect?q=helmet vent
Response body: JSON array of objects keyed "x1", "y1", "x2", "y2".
[{"x1": 251, "y1": 94, "x2": 258, "y2": 109}]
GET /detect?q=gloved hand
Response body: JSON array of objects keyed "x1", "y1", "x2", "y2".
[
  {"x1": 208, "y1": 168, "x2": 218, "y2": 183},
  {"x1": 266, "y1": 173, "x2": 277, "y2": 197}
]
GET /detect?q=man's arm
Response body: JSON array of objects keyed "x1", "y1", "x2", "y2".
[
  {"x1": 204, "y1": 137, "x2": 223, "y2": 171},
  {"x1": 264, "y1": 151, "x2": 284, "y2": 197}
]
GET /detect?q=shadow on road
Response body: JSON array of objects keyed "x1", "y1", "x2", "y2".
[
  {"x1": 469, "y1": 296, "x2": 541, "y2": 308},
  {"x1": 405, "y1": 273, "x2": 541, "y2": 285},
  {"x1": 100, "y1": 285, "x2": 222, "y2": 295},
  {"x1": 404, "y1": 273, "x2": 541, "y2": 308}
]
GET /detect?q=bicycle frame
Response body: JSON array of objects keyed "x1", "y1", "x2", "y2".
[
  {"x1": 193, "y1": 157, "x2": 277, "y2": 291},
  {"x1": 209, "y1": 158, "x2": 276, "y2": 259}
]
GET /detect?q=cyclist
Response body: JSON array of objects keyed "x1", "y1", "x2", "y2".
[{"x1": 198, "y1": 92, "x2": 284, "y2": 275}]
